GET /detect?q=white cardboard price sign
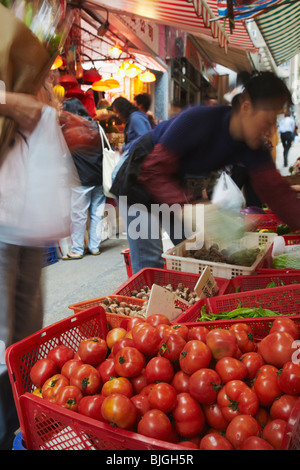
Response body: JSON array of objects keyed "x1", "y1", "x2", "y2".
[
  {"x1": 145, "y1": 284, "x2": 190, "y2": 322},
  {"x1": 194, "y1": 266, "x2": 219, "y2": 300}
]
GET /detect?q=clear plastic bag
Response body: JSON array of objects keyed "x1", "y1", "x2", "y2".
[
  {"x1": 0, "y1": 106, "x2": 79, "y2": 245},
  {"x1": 212, "y1": 171, "x2": 245, "y2": 212}
]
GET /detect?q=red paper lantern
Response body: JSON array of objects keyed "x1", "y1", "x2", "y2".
[{"x1": 59, "y1": 74, "x2": 78, "y2": 89}]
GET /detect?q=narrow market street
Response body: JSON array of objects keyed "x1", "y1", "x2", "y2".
[{"x1": 42, "y1": 136, "x2": 300, "y2": 328}]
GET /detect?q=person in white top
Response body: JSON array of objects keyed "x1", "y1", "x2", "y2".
[{"x1": 278, "y1": 111, "x2": 296, "y2": 166}]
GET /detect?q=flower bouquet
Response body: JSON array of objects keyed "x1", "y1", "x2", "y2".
[
  {"x1": 289, "y1": 157, "x2": 300, "y2": 176},
  {"x1": 0, "y1": 0, "x2": 74, "y2": 161}
]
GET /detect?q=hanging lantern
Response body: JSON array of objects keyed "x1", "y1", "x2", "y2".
[
  {"x1": 125, "y1": 63, "x2": 142, "y2": 78},
  {"x1": 109, "y1": 43, "x2": 123, "y2": 59},
  {"x1": 92, "y1": 79, "x2": 111, "y2": 91},
  {"x1": 104, "y1": 74, "x2": 120, "y2": 89},
  {"x1": 51, "y1": 55, "x2": 63, "y2": 70},
  {"x1": 138, "y1": 70, "x2": 156, "y2": 83},
  {"x1": 65, "y1": 87, "x2": 85, "y2": 99},
  {"x1": 83, "y1": 68, "x2": 102, "y2": 83},
  {"x1": 117, "y1": 60, "x2": 131, "y2": 78},
  {"x1": 53, "y1": 84, "x2": 65, "y2": 101},
  {"x1": 59, "y1": 74, "x2": 78, "y2": 89}
]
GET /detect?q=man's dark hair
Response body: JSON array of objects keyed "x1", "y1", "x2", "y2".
[
  {"x1": 242, "y1": 71, "x2": 293, "y2": 109},
  {"x1": 134, "y1": 93, "x2": 152, "y2": 112},
  {"x1": 111, "y1": 96, "x2": 137, "y2": 120}
]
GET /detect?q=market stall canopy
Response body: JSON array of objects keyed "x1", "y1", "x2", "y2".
[
  {"x1": 255, "y1": 0, "x2": 300, "y2": 65},
  {"x1": 193, "y1": 36, "x2": 255, "y2": 73},
  {"x1": 86, "y1": 0, "x2": 257, "y2": 52}
]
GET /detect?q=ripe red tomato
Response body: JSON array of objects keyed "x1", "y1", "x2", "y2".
[
  {"x1": 70, "y1": 364, "x2": 101, "y2": 395},
  {"x1": 215, "y1": 356, "x2": 247, "y2": 383},
  {"x1": 225, "y1": 414, "x2": 261, "y2": 450},
  {"x1": 47, "y1": 345, "x2": 74, "y2": 370},
  {"x1": 156, "y1": 323, "x2": 172, "y2": 339},
  {"x1": 269, "y1": 317, "x2": 298, "y2": 340},
  {"x1": 262, "y1": 419, "x2": 287, "y2": 450},
  {"x1": 56, "y1": 385, "x2": 83, "y2": 412},
  {"x1": 270, "y1": 394, "x2": 298, "y2": 421},
  {"x1": 106, "y1": 327, "x2": 127, "y2": 350},
  {"x1": 111, "y1": 337, "x2": 135, "y2": 356},
  {"x1": 130, "y1": 369, "x2": 148, "y2": 394},
  {"x1": 30, "y1": 358, "x2": 58, "y2": 388},
  {"x1": 147, "y1": 382, "x2": 177, "y2": 414},
  {"x1": 257, "y1": 331, "x2": 294, "y2": 368},
  {"x1": 146, "y1": 314, "x2": 170, "y2": 327},
  {"x1": 278, "y1": 361, "x2": 300, "y2": 395},
  {"x1": 172, "y1": 392, "x2": 205, "y2": 438},
  {"x1": 217, "y1": 380, "x2": 259, "y2": 421},
  {"x1": 188, "y1": 326, "x2": 209, "y2": 343},
  {"x1": 252, "y1": 364, "x2": 282, "y2": 406},
  {"x1": 200, "y1": 433, "x2": 234, "y2": 450},
  {"x1": 96, "y1": 358, "x2": 116, "y2": 384},
  {"x1": 61, "y1": 359, "x2": 83, "y2": 380},
  {"x1": 126, "y1": 317, "x2": 146, "y2": 332},
  {"x1": 229, "y1": 323, "x2": 256, "y2": 353},
  {"x1": 114, "y1": 346, "x2": 146, "y2": 378},
  {"x1": 42, "y1": 374, "x2": 69, "y2": 403},
  {"x1": 145, "y1": 356, "x2": 174, "y2": 383},
  {"x1": 178, "y1": 441, "x2": 199, "y2": 449},
  {"x1": 158, "y1": 333, "x2": 186, "y2": 363},
  {"x1": 171, "y1": 370, "x2": 190, "y2": 393},
  {"x1": 170, "y1": 324, "x2": 189, "y2": 341},
  {"x1": 101, "y1": 393, "x2": 137, "y2": 429},
  {"x1": 241, "y1": 436, "x2": 274, "y2": 450},
  {"x1": 188, "y1": 368, "x2": 222, "y2": 405},
  {"x1": 203, "y1": 403, "x2": 229, "y2": 431},
  {"x1": 179, "y1": 340, "x2": 212, "y2": 375},
  {"x1": 130, "y1": 394, "x2": 151, "y2": 420},
  {"x1": 206, "y1": 328, "x2": 238, "y2": 360},
  {"x1": 78, "y1": 337, "x2": 108, "y2": 365},
  {"x1": 78, "y1": 394, "x2": 108, "y2": 422},
  {"x1": 102, "y1": 376, "x2": 133, "y2": 398},
  {"x1": 137, "y1": 409, "x2": 174, "y2": 442},
  {"x1": 255, "y1": 407, "x2": 272, "y2": 429},
  {"x1": 132, "y1": 323, "x2": 161, "y2": 356},
  {"x1": 240, "y1": 352, "x2": 265, "y2": 381}
]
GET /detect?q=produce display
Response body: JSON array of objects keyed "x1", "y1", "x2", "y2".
[
  {"x1": 273, "y1": 250, "x2": 300, "y2": 270},
  {"x1": 184, "y1": 244, "x2": 261, "y2": 267},
  {"x1": 28, "y1": 315, "x2": 300, "y2": 450},
  {"x1": 129, "y1": 283, "x2": 200, "y2": 305},
  {"x1": 197, "y1": 304, "x2": 283, "y2": 322},
  {"x1": 99, "y1": 297, "x2": 147, "y2": 318}
]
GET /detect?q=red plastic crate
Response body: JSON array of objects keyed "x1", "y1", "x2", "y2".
[
  {"x1": 5, "y1": 307, "x2": 299, "y2": 450},
  {"x1": 257, "y1": 235, "x2": 300, "y2": 274},
  {"x1": 113, "y1": 267, "x2": 230, "y2": 297},
  {"x1": 121, "y1": 248, "x2": 132, "y2": 277},
  {"x1": 175, "y1": 283, "x2": 300, "y2": 323},
  {"x1": 244, "y1": 213, "x2": 283, "y2": 232},
  {"x1": 68, "y1": 295, "x2": 147, "y2": 329},
  {"x1": 4, "y1": 306, "x2": 194, "y2": 451},
  {"x1": 223, "y1": 272, "x2": 300, "y2": 294}
]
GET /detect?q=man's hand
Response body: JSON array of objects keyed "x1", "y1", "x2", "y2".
[{"x1": 0, "y1": 92, "x2": 43, "y2": 133}]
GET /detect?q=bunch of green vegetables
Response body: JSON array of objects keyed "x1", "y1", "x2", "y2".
[
  {"x1": 196, "y1": 303, "x2": 288, "y2": 322},
  {"x1": 0, "y1": 0, "x2": 71, "y2": 56}
]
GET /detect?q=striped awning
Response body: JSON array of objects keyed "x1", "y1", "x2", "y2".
[
  {"x1": 88, "y1": 0, "x2": 257, "y2": 52},
  {"x1": 255, "y1": 1, "x2": 300, "y2": 65}
]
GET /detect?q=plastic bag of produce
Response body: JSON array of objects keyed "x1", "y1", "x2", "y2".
[{"x1": 0, "y1": 2, "x2": 73, "y2": 160}]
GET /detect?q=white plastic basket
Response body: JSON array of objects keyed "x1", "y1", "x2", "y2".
[{"x1": 162, "y1": 232, "x2": 277, "y2": 279}]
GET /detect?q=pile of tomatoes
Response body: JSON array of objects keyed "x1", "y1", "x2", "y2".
[{"x1": 29, "y1": 314, "x2": 300, "y2": 450}]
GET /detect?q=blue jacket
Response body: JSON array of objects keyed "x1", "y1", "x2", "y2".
[{"x1": 123, "y1": 110, "x2": 152, "y2": 154}]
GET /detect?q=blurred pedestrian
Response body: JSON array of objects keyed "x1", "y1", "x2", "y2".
[
  {"x1": 61, "y1": 98, "x2": 106, "y2": 259},
  {"x1": 278, "y1": 110, "x2": 296, "y2": 166}
]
